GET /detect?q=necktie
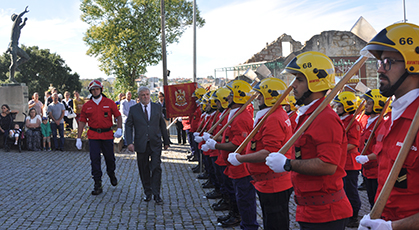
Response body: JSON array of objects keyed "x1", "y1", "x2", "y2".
[{"x1": 144, "y1": 105, "x2": 148, "y2": 121}]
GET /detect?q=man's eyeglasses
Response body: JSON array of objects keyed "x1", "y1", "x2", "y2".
[{"x1": 376, "y1": 58, "x2": 404, "y2": 71}]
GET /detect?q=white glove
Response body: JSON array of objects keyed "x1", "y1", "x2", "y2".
[
  {"x1": 202, "y1": 132, "x2": 211, "y2": 141},
  {"x1": 201, "y1": 143, "x2": 210, "y2": 152},
  {"x1": 265, "y1": 152, "x2": 287, "y2": 173},
  {"x1": 358, "y1": 214, "x2": 392, "y2": 230},
  {"x1": 114, "y1": 128, "x2": 122, "y2": 138},
  {"x1": 194, "y1": 135, "x2": 204, "y2": 143},
  {"x1": 228, "y1": 153, "x2": 242, "y2": 166},
  {"x1": 356, "y1": 155, "x2": 370, "y2": 164},
  {"x1": 193, "y1": 132, "x2": 199, "y2": 137},
  {"x1": 206, "y1": 139, "x2": 217, "y2": 150},
  {"x1": 76, "y1": 138, "x2": 82, "y2": 150}
]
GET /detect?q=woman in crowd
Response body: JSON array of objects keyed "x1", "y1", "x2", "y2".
[
  {"x1": 73, "y1": 91, "x2": 85, "y2": 124},
  {"x1": 62, "y1": 91, "x2": 74, "y2": 131},
  {"x1": 25, "y1": 108, "x2": 42, "y2": 151},
  {"x1": 0, "y1": 104, "x2": 14, "y2": 151}
]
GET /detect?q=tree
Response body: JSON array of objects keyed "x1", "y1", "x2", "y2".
[
  {"x1": 0, "y1": 45, "x2": 82, "y2": 100},
  {"x1": 80, "y1": 0, "x2": 205, "y2": 94}
]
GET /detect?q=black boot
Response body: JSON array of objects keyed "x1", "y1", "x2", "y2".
[
  {"x1": 109, "y1": 173, "x2": 118, "y2": 186},
  {"x1": 206, "y1": 189, "x2": 223, "y2": 199},
  {"x1": 213, "y1": 194, "x2": 230, "y2": 211},
  {"x1": 92, "y1": 180, "x2": 103, "y2": 195},
  {"x1": 220, "y1": 202, "x2": 241, "y2": 227}
]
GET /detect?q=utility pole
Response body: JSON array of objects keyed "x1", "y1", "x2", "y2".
[
  {"x1": 403, "y1": 0, "x2": 407, "y2": 23},
  {"x1": 161, "y1": 0, "x2": 168, "y2": 86},
  {"x1": 193, "y1": 0, "x2": 197, "y2": 83}
]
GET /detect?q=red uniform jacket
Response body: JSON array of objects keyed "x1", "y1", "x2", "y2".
[
  {"x1": 221, "y1": 107, "x2": 253, "y2": 179},
  {"x1": 245, "y1": 107, "x2": 293, "y2": 193},
  {"x1": 374, "y1": 97, "x2": 419, "y2": 221},
  {"x1": 182, "y1": 117, "x2": 191, "y2": 130},
  {"x1": 215, "y1": 110, "x2": 229, "y2": 166},
  {"x1": 292, "y1": 98, "x2": 352, "y2": 223},
  {"x1": 342, "y1": 115, "x2": 362, "y2": 171},
  {"x1": 190, "y1": 106, "x2": 202, "y2": 133},
  {"x1": 359, "y1": 117, "x2": 380, "y2": 179},
  {"x1": 288, "y1": 110, "x2": 297, "y2": 131},
  {"x1": 80, "y1": 97, "x2": 121, "y2": 140}
]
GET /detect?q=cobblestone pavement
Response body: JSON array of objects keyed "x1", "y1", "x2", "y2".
[{"x1": 0, "y1": 139, "x2": 369, "y2": 229}]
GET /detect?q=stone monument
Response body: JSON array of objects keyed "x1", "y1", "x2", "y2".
[{"x1": 1, "y1": 6, "x2": 30, "y2": 122}]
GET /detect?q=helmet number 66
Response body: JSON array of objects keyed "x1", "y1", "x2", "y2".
[{"x1": 399, "y1": 37, "x2": 413, "y2": 45}]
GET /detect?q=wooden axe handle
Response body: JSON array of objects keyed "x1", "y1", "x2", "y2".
[
  {"x1": 199, "y1": 111, "x2": 219, "y2": 135},
  {"x1": 360, "y1": 98, "x2": 391, "y2": 156},
  {"x1": 212, "y1": 93, "x2": 258, "y2": 140},
  {"x1": 196, "y1": 114, "x2": 206, "y2": 132},
  {"x1": 235, "y1": 86, "x2": 293, "y2": 154},
  {"x1": 345, "y1": 100, "x2": 366, "y2": 133},
  {"x1": 370, "y1": 105, "x2": 419, "y2": 219},
  {"x1": 207, "y1": 108, "x2": 231, "y2": 134},
  {"x1": 277, "y1": 55, "x2": 369, "y2": 154}
]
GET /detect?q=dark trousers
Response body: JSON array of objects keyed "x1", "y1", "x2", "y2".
[
  {"x1": 214, "y1": 164, "x2": 235, "y2": 201},
  {"x1": 175, "y1": 123, "x2": 186, "y2": 144},
  {"x1": 210, "y1": 156, "x2": 221, "y2": 189},
  {"x1": 232, "y1": 176, "x2": 259, "y2": 230},
  {"x1": 136, "y1": 142, "x2": 162, "y2": 196},
  {"x1": 202, "y1": 154, "x2": 212, "y2": 174},
  {"x1": 366, "y1": 178, "x2": 378, "y2": 209},
  {"x1": 257, "y1": 187, "x2": 293, "y2": 230},
  {"x1": 50, "y1": 122, "x2": 64, "y2": 150},
  {"x1": 187, "y1": 130, "x2": 200, "y2": 160},
  {"x1": 343, "y1": 170, "x2": 361, "y2": 217},
  {"x1": 64, "y1": 116, "x2": 73, "y2": 131},
  {"x1": 89, "y1": 139, "x2": 115, "y2": 181},
  {"x1": 299, "y1": 218, "x2": 348, "y2": 230}
]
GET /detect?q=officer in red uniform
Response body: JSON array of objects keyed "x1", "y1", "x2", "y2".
[
  {"x1": 228, "y1": 78, "x2": 293, "y2": 230},
  {"x1": 203, "y1": 80, "x2": 258, "y2": 229},
  {"x1": 355, "y1": 89, "x2": 388, "y2": 210},
  {"x1": 76, "y1": 80, "x2": 122, "y2": 195},
  {"x1": 333, "y1": 91, "x2": 362, "y2": 227},
  {"x1": 358, "y1": 23, "x2": 419, "y2": 230},
  {"x1": 265, "y1": 51, "x2": 352, "y2": 229}
]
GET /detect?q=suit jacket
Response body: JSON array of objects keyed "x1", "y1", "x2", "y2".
[{"x1": 125, "y1": 102, "x2": 169, "y2": 153}]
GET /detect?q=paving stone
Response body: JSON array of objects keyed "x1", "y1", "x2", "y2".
[{"x1": 0, "y1": 138, "x2": 369, "y2": 229}]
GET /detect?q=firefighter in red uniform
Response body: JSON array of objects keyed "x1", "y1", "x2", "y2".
[
  {"x1": 203, "y1": 80, "x2": 258, "y2": 229},
  {"x1": 284, "y1": 95, "x2": 298, "y2": 131},
  {"x1": 203, "y1": 88, "x2": 235, "y2": 209},
  {"x1": 189, "y1": 88, "x2": 205, "y2": 166},
  {"x1": 358, "y1": 23, "x2": 419, "y2": 230},
  {"x1": 228, "y1": 78, "x2": 294, "y2": 230},
  {"x1": 265, "y1": 51, "x2": 352, "y2": 229},
  {"x1": 333, "y1": 91, "x2": 362, "y2": 227},
  {"x1": 76, "y1": 80, "x2": 122, "y2": 195},
  {"x1": 355, "y1": 89, "x2": 387, "y2": 210}
]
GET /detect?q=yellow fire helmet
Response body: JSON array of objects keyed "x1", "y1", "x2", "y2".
[
  {"x1": 211, "y1": 87, "x2": 230, "y2": 109},
  {"x1": 365, "y1": 22, "x2": 419, "y2": 74},
  {"x1": 252, "y1": 78, "x2": 288, "y2": 107},
  {"x1": 192, "y1": 88, "x2": 207, "y2": 99},
  {"x1": 208, "y1": 90, "x2": 217, "y2": 109},
  {"x1": 285, "y1": 51, "x2": 335, "y2": 92},
  {"x1": 363, "y1": 89, "x2": 388, "y2": 114},
  {"x1": 333, "y1": 91, "x2": 357, "y2": 113},
  {"x1": 286, "y1": 95, "x2": 297, "y2": 111},
  {"x1": 226, "y1": 80, "x2": 252, "y2": 104}
]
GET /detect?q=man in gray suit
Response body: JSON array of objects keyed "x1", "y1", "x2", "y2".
[{"x1": 126, "y1": 86, "x2": 170, "y2": 205}]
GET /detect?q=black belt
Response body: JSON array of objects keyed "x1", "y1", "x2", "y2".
[{"x1": 89, "y1": 127, "x2": 112, "y2": 133}]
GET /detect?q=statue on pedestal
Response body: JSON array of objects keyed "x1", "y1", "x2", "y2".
[{"x1": 6, "y1": 6, "x2": 30, "y2": 83}]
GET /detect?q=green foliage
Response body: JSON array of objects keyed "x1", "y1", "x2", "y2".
[
  {"x1": 80, "y1": 0, "x2": 205, "y2": 93},
  {"x1": 0, "y1": 45, "x2": 82, "y2": 99}
]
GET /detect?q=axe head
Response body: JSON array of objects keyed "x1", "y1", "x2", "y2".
[
  {"x1": 355, "y1": 81, "x2": 370, "y2": 94},
  {"x1": 255, "y1": 64, "x2": 273, "y2": 80},
  {"x1": 243, "y1": 68, "x2": 258, "y2": 81}
]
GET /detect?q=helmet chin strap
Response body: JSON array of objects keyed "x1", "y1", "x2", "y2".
[
  {"x1": 380, "y1": 70, "x2": 409, "y2": 97},
  {"x1": 295, "y1": 90, "x2": 312, "y2": 106}
]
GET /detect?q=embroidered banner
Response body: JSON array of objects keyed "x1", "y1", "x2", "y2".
[{"x1": 164, "y1": 82, "x2": 197, "y2": 118}]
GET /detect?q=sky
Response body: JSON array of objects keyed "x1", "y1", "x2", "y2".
[{"x1": 1, "y1": 0, "x2": 419, "y2": 81}]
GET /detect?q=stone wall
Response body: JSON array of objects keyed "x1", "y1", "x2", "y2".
[{"x1": 243, "y1": 34, "x2": 303, "y2": 64}]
